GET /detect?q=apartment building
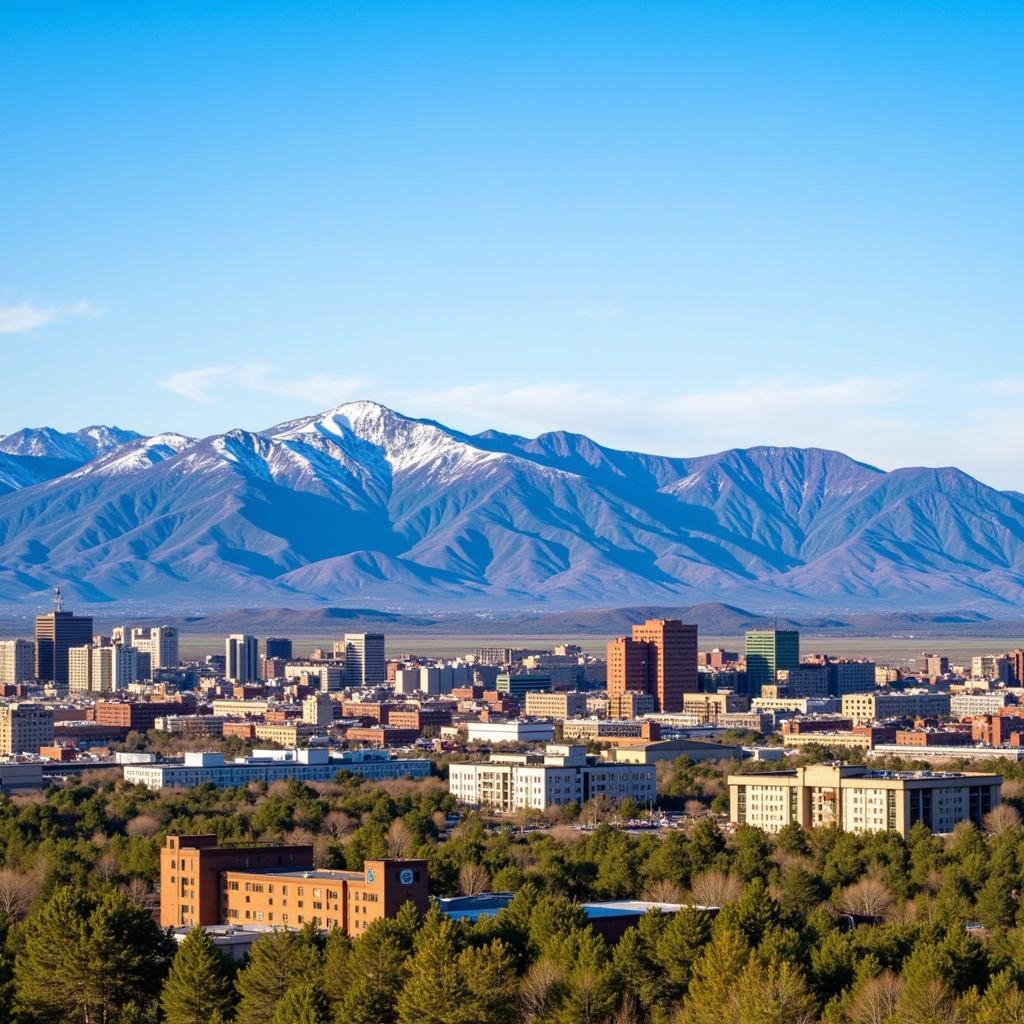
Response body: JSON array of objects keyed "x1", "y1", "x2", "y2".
[
  {"x1": 680, "y1": 692, "x2": 750, "y2": 722},
  {"x1": 0, "y1": 640, "x2": 35, "y2": 684},
  {"x1": 0, "y1": 703, "x2": 54, "y2": 755},
  {"x1": 842, "y1": 691, "x2": 952, "y2": 725},
  {"x1": 523, "y1": 691, "x2": 589, "y2": 719},
  {"x1": 448, "y1": 744, "x2": 656, "y2": 812},
  {"x1": 729, "y1": 763, "x2": 1001, "y2": 836},
  {"x1": 607, "y1": 620, "x2": 698, "y2": 715},
  {"x1": 344, "y1": 633, "x2": 386, "y2": 686},
  {"x1": 160, "y1": 834, "x2": 429, "y2": 935},
  {"x1": 123, "y1": 747, "x2": 431, "y2": 790}
]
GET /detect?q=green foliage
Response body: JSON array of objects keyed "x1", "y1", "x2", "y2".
[{"x1": 161, "y1": 927, "x2": 236, "y2": 1024}]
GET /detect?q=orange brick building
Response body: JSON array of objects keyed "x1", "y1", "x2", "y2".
[
  {"x1": 607, "y1": 619, "x2": 698, "y2": 715},
  {"x1": 161, "y1": 834, "x2": 428, "y2": 935}
]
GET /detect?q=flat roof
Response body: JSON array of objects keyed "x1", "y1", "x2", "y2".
[{"x1": 226, "y1": 868, "x2": 365, "y2": 881}]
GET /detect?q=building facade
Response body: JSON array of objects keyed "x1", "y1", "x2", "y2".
[
  {"x1": 0, "y1": 640, "x2": 35, "y2": 684},
  {"x1": 35, "y1": 610, "x2": 93, "y2": 690},
  {"x1": 744, "y1": 630, "x2": 800, "y2": 695},
  {"x1": 728, "y1": 764, "x2": 1000, "y2": 836},
  {"x1": 0, "y1": 703, "x2": 54, "y2": 755},
  {"x1": 344, "y1": 633, "x2": 386, "y2": 686},
  {"x1": 448, "y1": 744, "x2": 656, "y2": 812},
  {"x1": 225, "y1": 635, "x2": 259, "y2": 683}
]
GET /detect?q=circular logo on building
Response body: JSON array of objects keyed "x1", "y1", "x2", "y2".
[
  {"x1": 399, "y1": 869, "x2": 414, "y2": 885},
  {"x1": 366, "y1": 868, "x2": 376, "y2": 884}
]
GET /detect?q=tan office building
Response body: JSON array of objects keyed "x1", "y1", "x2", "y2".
[
  {"x1": 729, "y1": 764, "x2": 1000, "y2": 836},
  {"x1": 842, "y1": 691, "x2": 951, "y2": 725},
  {"x1": 0, "y1": 703, "x2": 54, "y2": 755},
  {"x1": 524, "y1": 691, "x2": 589, "y2": 719}
]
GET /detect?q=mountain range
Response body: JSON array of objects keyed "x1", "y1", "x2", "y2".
[{"x1": 0, "y1": 401, "x2": 1021, "y2": 611}]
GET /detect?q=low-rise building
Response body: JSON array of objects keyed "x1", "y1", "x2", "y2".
[
  {"x1": 124, "y1": 747, "x2": 431, "y2": 790},
  {"x1": 524, "y1": 692, "x2": 589, "y2": 719},
  {"x1": 464, "y1": 720, "x2": 555, "y2": 744},
  {"x1": 0, "y1": 703, "x2": 54, "y2": 755},
  {"x1": 728, "y1": 763, "x2": 1001, "y2": 835},
  {"x1": 448, "y1": 744, "x2": 655, "y2": 811},
  {"x1": 842, "y1": 691, "x2": 952, "y2": 725}
]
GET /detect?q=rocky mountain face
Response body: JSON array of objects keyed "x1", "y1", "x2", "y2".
[{"x1": 0, "y1": 401, "x2": 1020, "y2": 610}]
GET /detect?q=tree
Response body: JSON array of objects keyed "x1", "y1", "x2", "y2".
[
  {"x1": 555, "y1": 928, "x2": 618, "y2": 1024},
  {"x1": 459, "y1": 939, "x2": 519, "y2": 1024},
  {"x1": 272, "y1": 983, "x2": 329, "y2": 1024},
  {"x1": 235, "y1": 926, "x2": 322, "y2": 1024},
  {"x1": 735, "y1": 957, "x2": 818, "y2": 1024},
  {"x1": 161, "y1": 927, "x2": 236, "y2": 1024},
  {"x1": 839, "y1": 877, "x2": 894, "y2": 919},
  {"x1": 458, "y1": 862, "x2": 491, "y2": 896},
  {"x1": 688, "y1": 869, "x2": 743, "y2": 907},
  {"x1": 969, "y1": 971, "x2": 1024, "y2": 1024},
  {"x1": 396, "y1": 916, "x2": 468, "y2": 1024},
  {"x1": 844, "y1": 970, "x2": 904, "y2": 1024},
  {"x1": 679, "y1": 927, "x2": 749, "y2": 1024},
  {"x1": 653, "y1": 906, "x2": 712, "y2": 1004},
  {"x1": 334, "y1": 924, "x2": 411, "y2": 1024}
]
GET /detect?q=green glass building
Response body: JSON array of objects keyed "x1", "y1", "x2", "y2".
[{"x1": 744, "y1": 630, "x2": 800, "y2": 695}]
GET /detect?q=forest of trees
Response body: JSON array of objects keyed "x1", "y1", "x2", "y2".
[{"x1": 3, "y1": 757, "x2": 1024, "y2": 1022}]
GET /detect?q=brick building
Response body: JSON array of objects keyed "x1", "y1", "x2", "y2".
[{"x1": 161, "y1": 834, "x2": 428, "y2": 936}]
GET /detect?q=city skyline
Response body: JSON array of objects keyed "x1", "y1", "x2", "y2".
[{"x1": 2, "y1": 4, "x2": 1022, "y2": 486}]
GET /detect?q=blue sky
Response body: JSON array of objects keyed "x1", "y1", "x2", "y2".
[{"x1": 2, "y1": 2, "x2": 1022, "y2": 486}]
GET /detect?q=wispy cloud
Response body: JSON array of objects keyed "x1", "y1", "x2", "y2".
[
  {"x1": 160, "y1": 362, "x2": 370, "y2": 407},
  {"x1": 0, "y1": 299, "x2": 104, "y2": 335}
]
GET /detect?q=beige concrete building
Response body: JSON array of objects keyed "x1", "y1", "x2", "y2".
[
  {"x1": 523, "y1": 691, "x2": 589, "y2": 718},
  {"x1": 680, "y1": 692, "x2": 749, "y2": 722},
  {"x1": 0, "y1": 640, "x2": 35, "y2": 685},
  {"x1": 0, "y1": 703, "x2": 54, "y2": 755},
  {"x1": 842, "y1": 691, "x2": 951, "y2": 725},
  {"x1": 728, "y1": 764, "x2": 1000, "y2": 836},
  {"x1": 252, "y1": 721, "x2": 317, "y2": 746},
  {"x1": 607, "y1": 737, "x2": 743, "y2": 765},
  {"x1": 562, "y1": 718, "x2": 647, "y2": 741}
]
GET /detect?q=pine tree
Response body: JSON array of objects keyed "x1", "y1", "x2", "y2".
[
  {"x1": 321, "y1": 928, "x2": 351, "y2": 1003},
  {"x1": 555, "y1": 927, "x2": 619, "y2": 1024},
  {"x1": 272, "y1": 982, "x2": 329, "y2": 1024},
  {"x1": 652, "y1": 905, "x2": 712, "y2": 1004},
  {"x1": 970, "y1": 971, "x2": 1024, "y2": 1024},
  {"x1": 459, "y1": 938, "x2": 518, "y2": 1024},
  {"x1": 161, "y1": 927, "x2": 236, "y2": 1024},
  {"x1": 235, "y1": 928, "x2": 323, "y2": 1024},
  {"x1": 734, "y1": 956, "x2": 818, "y2": 1024},
  {"x1": 334, "y1": 924, "x2": 410, "y2": 1024},
  {"x1": 397, "y1": 916, "x2": 470, "y2": 1024},
  {"x1": 679, "y1": 926, "x2": 750, "y2": 1024}
]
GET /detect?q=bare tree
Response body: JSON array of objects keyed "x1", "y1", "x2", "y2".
[
  {"x1": 322, "y1": 810, "x2": 354, "y2": 839},
  {"x1": 688, "y1": 869, "x2": 744, "y2": 907},
  {"x1": 847, "y1": 972, "x2": 904, "y2": 1024},
  {"x1": 684, "y1": 799, "x2": 705, "y2": 819},
  {"x1": 121, "y1": 877, "x2": 157, "y2": 913},
  {"x1": 839, "y1": 877, "x2": 894, "y2": 919},
  {"x1": 0, "y1": 869, "x2": 40, "y2": 920},
  {"x1": 95, "y1": 852, "x2": 120, "y2": 884},
  {"x1": 125, "y1": 813, "x2": 161, "y2": 837},
  {"x1": 642, "y1": 879, "x2": 685, "y2": 904},
  {"x1": 458, "y1": 862, "x2": 491, "y2": 896},
  {"x1": 984, "y1": 802, "x2": 1022, "y2": 837},
  {"x1": 519, "y1": 958, "x2": 563, "y2": 1023},
  {"x1": 386, "y1": 819, "x2": 415, "y2": 858}
]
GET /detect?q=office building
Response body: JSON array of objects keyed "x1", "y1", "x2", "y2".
[
  {"x1": 607, "y1": 619, "x2": 698, "y2": 715},
  {"x1": 841, "y1": 690, "x2": 951, "y2": 725},
  {"x1": 303, "y1": 693, "x2": 336, "y2": 727},
  {"x1": 827, "y1": 660, "x2": 876, "y2": 696},
  {"x1": 265, "y1": 636, "x2": 293, "y2": 660},
  {"x1": 225, "y1": 634, "x2": 259, "y2": 683},
  {"x1": 729, "y1": 764, "x2": 1001, "y2": 836},
  {"x1": 0, "y1": 640, "x2": 34, "y2": 684},
  {"x1": 0, "y1": 703, "x2": 54, "y2": 755},
  {"x1": 69, "y1": 642, "x2": 139, "y2": 693},
  {"x1": 285, "y1": 664, "x2": 343, "y2": 692},
  {"x1": 495, "y1": 671, "x2": 552, "y2": 699},
  {"x1": 448, "y1": 744, "x2": 656, "y2": 812},
  {"x1": 96, "y1": 700, "x2": 189, "y2": 732},
  {"x1": 916, "y1": 653, "x2": 950, "y2": 677},
  {"x1": 744, "y1": 631, "x2": 800, "y2": 695},
  {"x1": 344, "y1": 633, "x2": 386, "y2": 686},
  {"x1": 523, "y1": 691, "x2": 589, "y2": 718},
  {"x1": 130, "y1": 626, "x2": 179, "y2": 672},
  {"x1": 1010, "y1": 650, "x2": 1024, "y2": 686},
  {"x1": 160, "y1": 834, "x2": 429, "y2": 935},
  {"x1": 971, "y1": 655, "x2": 1011, "y2": 683},
  {"x1": 464, "y1": 720, "x2": 556, "y2": 744},
  {"x1": 35, "y1": 606, "x2": 93, "y2": 691},
  {"x1": 123, "y1": 747, "x2": 431, "y2": 790}
]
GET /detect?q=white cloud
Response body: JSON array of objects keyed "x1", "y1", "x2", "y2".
[
  {"x1": 160, "y1": 362, "x2": 369, "y2": 408},
  {"x1": 0, "y1": 299, "x2": 104, "y2": 335}
]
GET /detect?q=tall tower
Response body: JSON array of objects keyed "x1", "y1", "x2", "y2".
[
  {"x1": 34, "y1": 588, "x2": 93, "y2": 690},
  {"x1": 225, "y1": 634, "x2": 259, "y2": 683},
  {"x1": 631, "y1": 619, "x2": 698, "y2": 712},
  {"x1": 744, "y1": 630, "x2": 800, "y2": 695},
  {"x1": 344, "y1": 633, "x2": 386, "y2": 686}
]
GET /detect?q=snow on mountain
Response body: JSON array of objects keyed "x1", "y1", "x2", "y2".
[{"x1": 0, "y1": 402, "x2": 1020, "y2": 608}]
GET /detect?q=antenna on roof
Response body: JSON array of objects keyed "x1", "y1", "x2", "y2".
[{"x1": 53, "y1": 584, "x2": 63, "y2": 613}]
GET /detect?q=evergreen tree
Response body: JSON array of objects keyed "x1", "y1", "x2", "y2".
[
  {"x1": 734, "y1": 956, "x2": 818, "y2": 1024},
  {"x1": 652, "y1": 905, "x2": 712, "y2": 1005},
  {"x1": 321, "y1": 928, "x2": 351, "y2": 1004},
  {"x1": 555, "y1": 928, "x2": 618, "y2": 1024},
  {"x1": 969, "y1": 970, "x2": 1024, "y2": 1024},
  {"x1": 272, "y1": 982, "x2": 329, "y2": 1024},
  {"x1": 161, "y1": 927, "x2": 236, "y2": 1024},
  {"x1": 459, "y1": 938, "x2": 518, "y2": 1024},
  {"x1": 396, "y1": 916, "x2": 468, "y2": 1024},
  {"x1": 235, "y1": 927, "x2": 322, "y2": 1024},
  {"x1": 679, "y1": 927, "x2": 749, "y2": 1024},
  {"x1": 334, "y1": 923, "x2": 410, "y2": 1024}
]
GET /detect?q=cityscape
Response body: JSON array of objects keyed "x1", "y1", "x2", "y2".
[{"x1": 3, "y1": 2, "x2": 1022, "y2": 1023}]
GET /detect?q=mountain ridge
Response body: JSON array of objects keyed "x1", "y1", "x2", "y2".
[{"x1": 0, "y1": 401, "x2": 1020, "y2": 610}]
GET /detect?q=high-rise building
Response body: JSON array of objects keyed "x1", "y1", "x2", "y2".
[
  {"x1": 1010, "y1": 650, "x2": 1024, "y2": 686},
  {"x1": 69, "y1": 642, "x2": 139, "y2": 692},
  {"x1": 265, "y1": 636, "x2": 293, "y2": 660},
  {"x1": 915, "y1": 653, "x2": 949, "y2": 677},
  {"x1": 131, "y1": 626, "x2": 179, "y2": 671},
  {"x1": 607, "y1": 620, "x2": 697, "y2": 714},
  {"x1": 225, "y1": 634, "x2": 259, "y2": 682},
  {"x1": 0, "y1": 640, "x2": 35, "y2": 684},
  {"x1": 744, "y1": 630, "x2": 800, "y2": 695},
  {"x1": 35, "y1": 600, "x2": 93, "y2": 691},
  {"x1": 344, "y1": 633, "x2": 386, "y2": 686},
  {"x1": 0, "y1": 703, "x2": 54, "y2": 755}
]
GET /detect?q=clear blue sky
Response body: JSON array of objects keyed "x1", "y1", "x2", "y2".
[{"x1": 2, "y1": 2, "x2": 1022, "y2": 486}]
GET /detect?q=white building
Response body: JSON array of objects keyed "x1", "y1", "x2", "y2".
[
  {"x1": 303, "y1": 693, "x2": 335, "y2": 726},
  {"x1": 285, "y1": 664, "x2": 343, "y2": 692},
  {"x1": 131, "y1": 626, "x2": 179, "y2": 672},
  {"x1": 225, "y1": 635, "x2": 259, "y2": 683},
  {"x1": 841, "y1": 690, "x2": 951, "y2": 725},
  {"x1": 950, "y1": 691, "x2": 1012, "y2": 716},
  {"x1": 729, "y1": 763, "x2": 1001, "y2": 836},
  {"x1": 68, "y1": 642, "x2": 139, "y2": 693},
  {"x1": 0, "y1": 640, "x2": 35, "y2": 684},
  {"x1": 122, "y1": 747, "x2": 431, "y2": 790},
  {"x1": 394, "y1": 667, "x2": 420, "y2": 694},
  {"x1": 419, "y1": 665, "x2": 473, "y2": 696},
  {"x1": 0, "y1": 703, "x2": 54, "y2": 755},
  {"x1": 464, "y1": 720, "x2": 555, "y2": 744},
  {"x1": 344, "y1": 633, "x2": 386, "y2": 686},
  {"x1": 448, "y1": 744, "x2": 656, "y2": 812}
]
